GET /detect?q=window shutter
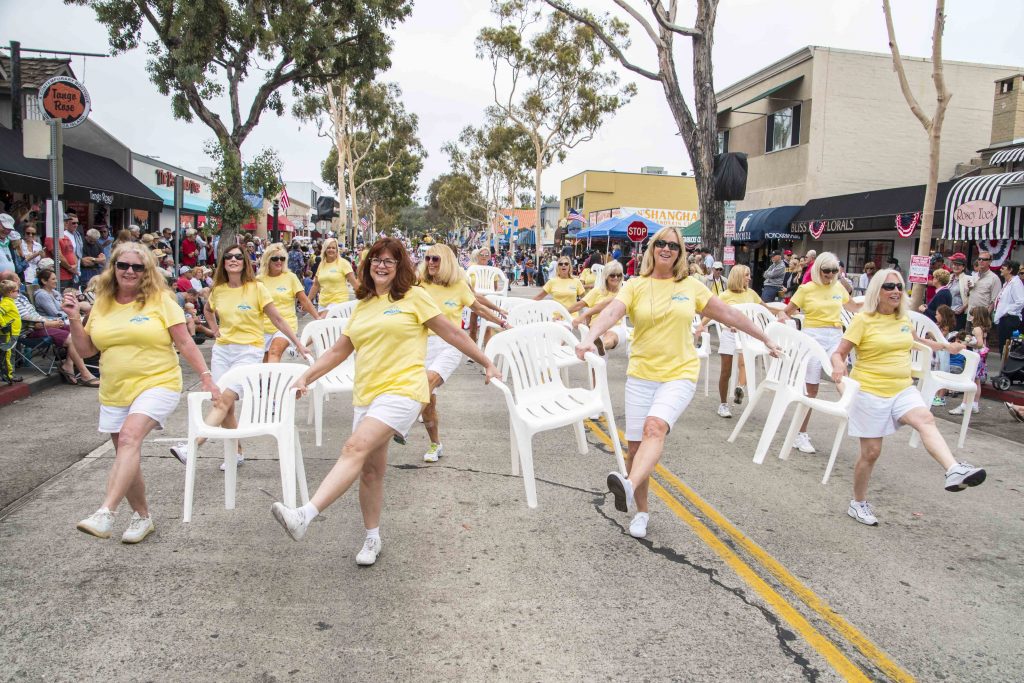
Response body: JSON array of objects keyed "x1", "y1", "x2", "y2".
[
  {"x1": 765, "y1": 114, "x2": 774, "y2": 153},
  {"x1": 791, "y1": 104, "x2": 801, "y2": 147}
]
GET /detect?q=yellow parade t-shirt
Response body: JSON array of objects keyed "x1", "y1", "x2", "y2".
[
  {"x1": 842, "y1": 312, "x2": 914, "y2": 397},
  {"x1": 316, "y1": 258, "x2": 354, "y2": 305},
  {"x1": 719, "y1": 288, "x2": 762, "y2": 306},
  {"x1": 791, "y1": 281, "x2": 849, "y2": 329},
  {"x1": 343, "y1": 286, "x2": 443, "y2": 406},
  {"x1": 543, "y1": 276, "x2": 585, "y2": 311},
  {"x1": 582, "y1": 287, "x2": 625, "y2": 326},
  {"x1": 259, "y1": 271, "x2": 304, "y2": 333},
  {"x1": 579, "y1": 268, "x2": 597, "y2": 288},
  {"x1": 420, "y1": 279, "x2": 476, "y2": 336},
  {"x1": 209, "y1": 282, "x2": 272, "y2": 347},
  {"x1": 85, "y1": 291, "x2": 185, "y2": 406},
  {"x1": 615, "y1": 276, "x2": 712, "y2": 382}
]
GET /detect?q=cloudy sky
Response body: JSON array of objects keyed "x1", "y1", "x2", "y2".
[{"x1": 2, "y1": 0, "x2": 1021, "y2": 202}]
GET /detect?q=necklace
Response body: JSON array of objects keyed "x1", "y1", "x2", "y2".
[{"x1": 646, "y1": 277, "x2": 678, "y2": 327}]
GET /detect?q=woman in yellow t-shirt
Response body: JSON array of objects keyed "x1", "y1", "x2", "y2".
[
  {"x1": 416, "y1": 244, "x2": 508, "y2": 463},
  {"x1": 533, "y1": 256, "x2": 584, "y2": 314},
  {"x1": 65, "y1": 243, "x2": 219, "y2": 544},
  {"x1": 569, "y1": 259, "x2": 627, "y2": 354},
  {"x1": 777, "y1": 252, "x2": 860, "y2": 454},
  {"x1": 577, "y1": 227, "x2": 780, "y2": 539},
  {"x1": 831, "y1": 269, "x2": 986, "y2": 527},
  {"x1": 308, "y1": 238, "x2": 358, "y2": 312},
  {"x1": 272, "y1": 237, "x2": 500, "y2": 566},
  {"x1": 696, "y1": 264, "x2": 767, "y2": 418},
  {"x1": 257, "y1": 243, "x2": 321, "y2": 362}
]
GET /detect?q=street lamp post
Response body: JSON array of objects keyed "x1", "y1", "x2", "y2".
[{"x1": 272, "y1": 199, "x2": 280, "y2": 243}]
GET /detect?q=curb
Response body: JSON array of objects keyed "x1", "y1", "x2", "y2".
[{"x1": 0, "y1": 372, "x2": 64, "y2": 408}]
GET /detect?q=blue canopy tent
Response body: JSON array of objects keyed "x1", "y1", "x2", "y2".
[{"x1": 579, "y1": 213, "x2": 664, "y2": 253}]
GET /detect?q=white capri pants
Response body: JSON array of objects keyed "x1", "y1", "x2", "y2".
[
  {"x1": 353, "y1": 394, "x2": 424, "y2": 439},
  {"x1": 803, "y1": 327, "x2": 844, "y2": 385},
  {"x1": 624, "y1": 376, "x2": 697, "y2": 442},
  {"x1": 425, "y1": 335, "x2": 463, "y2": 389},
  {"x1": 98, "y1": 387, "x2": 181, "y2": 434},
  {"x1": 847, "y1": 385, "x2": 925, "y2": 438},
  {"x1": 211, "y1": 343, "x2": 264, "y2": 396}
]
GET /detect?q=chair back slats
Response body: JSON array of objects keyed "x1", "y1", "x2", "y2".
[
  {"x1": 485, "y1": 322, "x2": 573, "y2": 397},
  {"x1": 763, "y1": 322, "x2": 831, "y2": 390},
  {"x1": 219, "y1": 364, "x2": 307, "y2": 428},
  {"x1": 325, "y1": 301, "x2": 357, "y2": 319},
  {"x1": 467, "y1": 265, "x2": 509, "y2": 295},
  {"x1": 507, "y1": 301, "x2": 574, "y2": 328},
  {"x1": 591, "y1": 263, "x2": 605, "y2": 289}
]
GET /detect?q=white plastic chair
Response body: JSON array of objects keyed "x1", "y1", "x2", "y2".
[
  {"x1": 300, "y1": 318, "x2": 356, "y2": 447},
  {"x1": 908, "y1": 311, "x2": 945, "y2": 380},
  {"x1": 911, "y1": 347, "x2": 980, "y2": 449},
  {"x1": 508, "y1": 301, "x2": 583, "y2": 383},
  {"x1": 325, "y1": 300, "x2": 357, "y2": 319},
  {"x1": 475, "y1": 294, "x2": 530, "y2": 349},
  {"x1": 467, "y1": 265, "x2": 509, "y2": 296},
  {"x1": 693, "y1": 314, "x2": 711, "y2": 396},
  {"x1": 728, "y1": 323, "x2": 861, "y2": 484},
  {"x1": 484, "y1": 322, "x2": 626, "y2": 508},
  {"x1": 729, "y1": 303, "x2": 776, "y2": 399},
  {"x1": 182, "y1": 363, "x2": 309, "y2": 523},
  {"x1": 590, "y1": 263, "x2": 605, "y2": 290}
]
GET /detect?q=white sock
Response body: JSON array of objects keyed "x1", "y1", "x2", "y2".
[
  {"x1": 298, "y1": 501, "x2": 319, "y2": 521},
  {"x1": 365, "y1": 526, "x2": 380, "y2": 540}
]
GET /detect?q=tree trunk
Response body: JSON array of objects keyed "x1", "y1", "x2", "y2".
[
  {"x1": 219, "y1": 140, "x2": 244, "y2": 258},
  {"x1": 327, "y1": 83, "x2": 349, "y2": 247},
  {"x1": 346, "y1": 141, "x2": 359, "y2": 247},
  {"x1": 534, "y1": 155, "x2": 544, "y2": 263}
]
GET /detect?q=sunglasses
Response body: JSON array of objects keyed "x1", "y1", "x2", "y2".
[
  {"x1": 653, "y1": 239, "x2": 681, "y2": 252},
  {"x1": 25, "y1": 231, "x2": 35, "y2": 235},
  {"x1": 607, "y1": 273, "x2": 623, "y2": 279},
  {"x1": 820, "y1": 268, "x2": 839, "y2": 274},
  {"x1": 880, "y1": 282, "x2": 904, "y2": 291},
  {"x1": 558, "y1": 262, "x2": 570, "y2": 267},
  {"x1": 115, "y1": 261, "x2": 145, "y2": 273},
  {"x1": 269, "y1": 256, "x2": 287, "y2": 262},
  {"x1": 425, "y1": 255, "x2": 441, "y2": 263},
  {"x1": 977, "y1": 257, "x2": 991, "y2": 261},
  {"x1": 223, "y1": 253, "x2": 245, "y2": 261}
]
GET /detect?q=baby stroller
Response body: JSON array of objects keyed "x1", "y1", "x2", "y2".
[{"x1": 992, "y1": 338, "x2": 1024, "y2": 391}]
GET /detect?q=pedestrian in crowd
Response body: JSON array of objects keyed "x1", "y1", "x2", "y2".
[
  {"x1": 761, "y1": 249, "x2": 787, "y2": 302},
  {"x1": 169, "y1": 245, "x2": 310, "y2": 467},
  {"x1": 79, "y1": 229, "x2": 107, "y2": 289},
  {"x1": 44, "y1": 213, "x2": 80, "y2": 287},
  {"x1": 831, "y1": 268, "x2": 986, "y2": 527},
  {"x1": 308, "y1": 238, "x2": 358, "y2": 312},
  {"x1": 856, "y1": 261, "x2": 877, "y2": 295},
  {"x1": 174, "y1": 266, "x2": 194, "y2": 293},
  {"x1": 994, "y1": 260, "x2": 1023, "y2": 347},
  {"x1": 925, "y1": 253, "x2": 947, "y2": 302},
  {"x1": 948, "y1": 252, "x2": 971, "y2": 330},
  {"x1": 180, "y1": 228, "x2": 199, "y2": 268},
  {"x1": 569, "y1": 260, "x2": 628, "y2": 355},
  {"x1": 18, "y1": 222, "x2": 44, "y2": 295},
  {"x1": 968, "y1": 251, "x2": 1001, "y2": 324},
  {"x1": 777, "y1": 252, "x2": 860, "y2": 454},
  {"x1": 701, "y1": 247, "x2": 715, "y2": 272},
  {"x1": 288, "y1": 242, "x2": 306, "y2": 279},
  {"x1": 533, "y1": 255, "x2": 584, "y2": 314},
  {"x1": 705, "y1": 261, "x2": 726, "y2": 296},
  {"x1": 920, "y1": 269, "x2": 951, "y2": 322},
  {"x1": 696, "y1": 264, "x2": 764, "y2": 419},
  {"x1": 800, "y1": 249, "x2": 818, "y2": 284},
  {"x1": 129, "y1": 225, "x2": 141, "y2": 241},
  {"x1": 948, "y1": 306, "x2": 992, "y2": 416},
  {"x1": 780, "y1": 258, "x2": 803, "y2": 303},
  {"x1": 113, "y1": 229, "x2": 133, "y2": 252},
  {"x1": 417, "y1": 244, "x2": 508, "y2": 463},
  {"x1": 271, "y1": 237, "x2": 500, "y2": 565},
  {"x1": 577, "y1": 227, "x2": 781, "y2": 540},
  {"x1": 837, "y1": 260, "x2": 854, "y2": 294},
  {"x1": 0, "y1": 213, "x2": 21, "y2": 275},
  {"x1": 257, "y1": 242, "x2": 320, "y2": 363},
  {"x1": 67, "y1": 242, "x2": 219, "y2": 543}
]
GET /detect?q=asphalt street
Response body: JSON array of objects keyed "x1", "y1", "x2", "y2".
[{"x1": 1, "y1": 285, "x2": 1022, "y2": 682}]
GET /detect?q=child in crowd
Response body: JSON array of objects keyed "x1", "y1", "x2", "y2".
[
  {"x1": 932, "y1": 305, "x2": 958, "y2": 406},
  {"x1": 950, "y1": 306, "x2": 992, "y2": 416},
  {"x1": 0, "y1": 279, "x2": 23, "y2": 383},
  {"x1": 183, "y1": 301, "x2": 197, "y2": 338}
]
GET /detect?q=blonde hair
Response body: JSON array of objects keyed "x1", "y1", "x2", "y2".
[
  {"x1": 639, "y1": 227, "x2": 689, "y2": 281},
  {"x1": 727, "y1": 264, "x2": 751, "y2": 293},
  {"x1": 418, "y1": 244, "x2": 462, "y2": 287},
  {"x1": 212, "y1": 243, "x2": 256, "y2": 287},
  {"x1": 862, "y1": 268, "x2": 908, "y2": 319},
  {"x1": 88, "y1": 242, "x2": 171, "y2": 308},
  {"x1": 320, "y1": 238, "x2": 340, "y2": 262},
  {"x1": 0, "y1": 280, "x2": 18, "y2": 296},
  {"x1": 598, "y1": 260, "x2": 624, "y2": 293},
  {"x1": 810, "y1": 251, "x2": 839, "y2": 285},
  {"x1": 932, "y1": 269, "x2": 950, "y2": 286},
  {"x1": 258, "y1": 242, "x2": 288, "y2": 279}
]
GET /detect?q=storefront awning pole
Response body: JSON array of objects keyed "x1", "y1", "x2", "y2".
[{"x1": 48, "y1": 120, "x2": 62, "y2": 283}]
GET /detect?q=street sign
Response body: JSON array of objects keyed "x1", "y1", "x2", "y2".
[
  {"x1": 627, "y1": 221, "x2": 648, "y2": 242},
  {"x1": 723, "y1": 201, "x2": 737, "y2": 238},
  {"x1": 38, "y1": 76, "x2": 91, "y2": 129},
  {"x1": 723, "y1": 246, "x2": 736, "y2": 265},
  {"x1": 908, "y1": 255, "x2": 931, "y2": 284}
]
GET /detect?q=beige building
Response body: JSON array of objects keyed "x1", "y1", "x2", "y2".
[{"x1": 559, "y1": 168, "x2": 700, "y2": 228}]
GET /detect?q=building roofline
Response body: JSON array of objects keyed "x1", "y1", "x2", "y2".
[
  {"x1": 561, "y1": 169, "x2": 695, "y2": 181},
  {"x1": 131, "y1": 151, "x2": 211, "y2": 182}
]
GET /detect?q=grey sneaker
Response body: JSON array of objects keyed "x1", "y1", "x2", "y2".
[
  {"x1": 76, "y1": 508, "x2": 115, "y2": 538},
  {"x1": 423, "y1": 443, "x2": 443, "y2": 463},
  {"x1": 356, "y1": 537, "x2": 383, "y2": 566},
  {"x1": 607, "y1": 472, "x2": 636, "y2": 513},
  {"x1": 847, "y1": 501, "x2": 878, "y2": 526},
  {"x1": 629, "y1": 512, "x2": 649, "y2": 538},
  {"x1": 169, "y1": 442, "x2": 188, "y2": 465},
  {"x1": 121, "y1": 512, "x2": 155, "y2": 544},
  {"x1": 944, "y1": 463, "x2": 986, "y2": 492},
  {"x1": 271, "y1": 502, "x2": 310, "y2": 541}
]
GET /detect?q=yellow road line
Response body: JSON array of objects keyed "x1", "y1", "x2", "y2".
[{"x1": 587, "y1": 417, "x2": 914, "y2": 683}]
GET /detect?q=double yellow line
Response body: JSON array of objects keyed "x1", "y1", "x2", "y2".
[{"x1": 584, "y1": 418, "x2": 914, "y2": 683}]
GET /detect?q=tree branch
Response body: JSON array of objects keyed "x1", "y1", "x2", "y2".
[
  {"x1": 542, "y1": 0, "x2": 661, "y2": 81},
  {"x1": 645, "y1": 0, "x2": 701, "y2": 37},
  {"x1": 611, "y1": 0, "x2": 665, "y2": 48},
  {"x1": 882, "y1": 0, "x2": 932, "y2": 131}
]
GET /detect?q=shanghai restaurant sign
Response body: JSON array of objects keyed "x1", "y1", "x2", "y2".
[
  {"x1": 39, "y1": 76, "x2": 92, "y2": 129},
  {"x1": 953, "y1": 199, "x2": 998, "y2": 228}
]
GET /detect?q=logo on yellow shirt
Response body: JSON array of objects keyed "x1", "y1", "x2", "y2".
[
  {"x1": 276, "y1": 286, "x2": 288, "y2": 292},
  {"x1": 237, "y1": 304, "x2": 253, "y2": 311},
  {"x1": 671, "y1": 294, "x2": 690, "y2": 302},
  {"x1": 832, "y1": 295, "x2": 843, "y2": 300},
  {"x1": 900, "y1": 325, "x2": 910, "y2": 333},
  {"x1": 383, "y1": 307, "x2": 401, "y2": 316},
  {"x1": 444, "y1": 299, "x2": 459, "y2": 308},
  {"x1": 128, "y1": 315, "x2": 151, "y2": 324}
]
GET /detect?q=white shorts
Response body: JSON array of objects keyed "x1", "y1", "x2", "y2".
[
  {"x1": 98, "y1": 387, "x2": 181, "y2": 434},
  {"x1": 263, "y1": 331, "x2": 290, "y2": 352},
  {"x1": 803, "y1": 327, "x2": 843, "y2": 385},
  {"x1": 353, "y1": 394, "x2": 424, "y2": 439},
  {"x1": 211, "y1": 343, "x2": 264, "y2": 396},
  {"x1": 847, "y1": 385, "x2": 925, "y2": 438},
  {"x1": 624, "y1": 376, "x2": 697, "y2": 442},
  {"x1": 425, "y1": 335, "x2": 463, "y2": 388},
  {"x1": 608, "y1": 323, "x2": 630, "y2": 350},
  {"x1": 718, "y1": 328, "x2": 737, "y2": 356}
]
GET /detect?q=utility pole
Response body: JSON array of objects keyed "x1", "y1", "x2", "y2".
[
  {"x1": 10, "y1": 42, "x2": 22, "y2": 132},
  {"x1": 272, "y1": 199, "x2": 280, "y2": 243}
]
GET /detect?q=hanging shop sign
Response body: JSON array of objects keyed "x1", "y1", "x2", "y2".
[
  {"x1": 791, "y1": 218, "x2": 857, "y2": 236},
  {"x1": 619, "y1": 206, "x2": 700, "y2": 228},
  {"x1": 89, "y1": 190, "x2": 113, "y2": 205},
  {"x1": 952, "y1": 199, "x2": 998, "y2": 228},
  {"x1": 155, "y1": 170, "x2": 202, "y2": 194},
  {"x1": 38, "y1": 76, "x2": 92, "y2": 128}
]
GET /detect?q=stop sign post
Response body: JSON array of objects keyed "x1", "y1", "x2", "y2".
[{"x1": 627, "y1": 221, "x2": 648, "y2": 243}]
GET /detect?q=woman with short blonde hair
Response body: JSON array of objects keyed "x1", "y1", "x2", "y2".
[{"x1": 257, "y1": 242, "x2": 321, "y2": 362}]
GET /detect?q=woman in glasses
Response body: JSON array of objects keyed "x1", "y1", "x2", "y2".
[
  {"x1": 533, "y1": 256, "x2": 584, "y2": 315},
  {"x1": 272, "y1": 238, "x2": 500, "y2": 566},
  {"x1": 169, "y1": 245, "x2": 310, "y2": 468},
  {"x1": 831, "y1": 269, "x2": 986, "y2": 526},
  {"x1": 576, "y1": 227, "x2": 780, "y2": 539},
  {"x1": 569, "y1": 259, "x2": 627, "y2": 354},
  {"x1": 777, "y1": 252, "x2": 860, "y2": 454},
  {"x1": 257, "y1": 242, "x2": 321, "y2": 362},
  {"x1": 64, "y1": 243, "x2": 219, "y2": 543},
  {"x1": 308, "y1": 238, "x2": 358, "y2": 312},
  {"x1": 417, "y1": 244, "x2": 508, "y2": 462}
]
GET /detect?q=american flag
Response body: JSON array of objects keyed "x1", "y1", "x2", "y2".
[
  {"x1": 278, "y1": 175, "x2": 290, "y2": 210},
  {"x1": 567, "y1": 207, "x2": 586, "y2": 225},
  {"x1": 359, "y1": 216, "x2": 369, "y2": 229}
]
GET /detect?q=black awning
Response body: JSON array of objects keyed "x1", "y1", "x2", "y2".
[
  {"x1": 0, "y1": 125, "x2": 163, "y2": 213},
  {"x1": 731, "y1": 205, "x2": 803, "y2": 242},
  {"x1": 793, "y1": 181, "x2": 955, "y2": 223}
]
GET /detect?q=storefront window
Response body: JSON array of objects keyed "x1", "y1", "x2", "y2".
[{"x1": 848, "y1": 240, "x2": 894, "y2": 272}]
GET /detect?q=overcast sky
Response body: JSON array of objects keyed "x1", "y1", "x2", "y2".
[{"x1": 2, "y1": 0, "x2": 1022, "y2": 202}]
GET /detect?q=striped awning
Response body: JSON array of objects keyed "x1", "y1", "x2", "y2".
[
  {"x1": 942, "y1": 171, "x2": 1024, "y2": 240},
  {"x1": 990, "y1": 146, "x2": 1024, "y2": 165}
]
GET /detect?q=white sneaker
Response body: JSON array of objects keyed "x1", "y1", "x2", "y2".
[
  {"x1": 948, "y1": 404, "x2": 966, "y2": 416},
  {"x1": 219, "y1": 454, "x2": 245, "y2": 472},
  {"x1": 794, "y1": 432, "x2": 816, "y2": 454},
  {"x1": 76, "y1": 508, "x2": 115, "y2": 538},
  {"x1": 271, "y1": 502, "x2": 310, "y2": 541},
  {"x1": 734, "y1": 386, "x2": 744, "y2": 405},
  {"x1": 169, "y1": 442, "x2": 188, "y2": 465},
  {"x1": 971, "y1": 403, "x2": 980, "y2": 414},
  {"x1": 423, "y1": 443, "x2": 443, "y2": 463},
  {"x1": 629, "y1": 512, "x2": 650, "y2": 538},
  {"x1": 356, "y1": 536, "x2": 383, "y2": 566},
  {"x1": 717, "y1": 403, "x2": 732, "y2": 418},
  {"x1": 121, "y1": 512, "x2": 155, "y2": 544},
  {"x1": 944, "y1": 463, "x2": 986, "y2": 492},
  {"x1": 847, "y1": 500, "x2": 878, "y2": 526},
  {"x1": 606, "y1": 472, "x2": 637, "y2": 513}
]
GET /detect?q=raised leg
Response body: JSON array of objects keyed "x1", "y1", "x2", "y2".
[{"x1": 909, "y1": 378, "x2": 938, "y2": 449}]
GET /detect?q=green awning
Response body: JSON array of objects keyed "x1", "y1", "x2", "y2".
[
  {"x1": 730, "y1": 76, "x2": 803, "y2": 111},
  {"x1": 682, "y1": 222, "x2": 701, "y2": 243}
]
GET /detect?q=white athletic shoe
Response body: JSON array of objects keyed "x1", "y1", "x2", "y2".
[
  {"x1": 219, "y1": 454, "x2": 245, "y2": 472},
  {"x1": 169, "y1": 442, "x2": 188, "y2": 465},
  {"x1": 606, "y1": 472, "x2": 637, "y2": 513},
  {"x1": 121, "y1": 512, "x2": 155, "y2": 544},
  {"x1": 717, "y1": 403, "x2": 732, "y2": 418},
  {"x1": 271, "y1": 502, "x2": 310, "y2": 541},
  {"x1": 949, "y1": 404, "x2": 979, "y2": 416},
  {"x1": 944, "y1": 463, "x2": 986, "y2": 492},
  {"x1": 847, "y1": 500, "x2": 878, "y2": 526},
  {"x1": 356, "y1": 537, "x2": 383, "y2": 566},
  {"x1": 76, "y1": 508, "x2": 114, "y2": 539},
  {"x1": 629, "y1": 512, "x2": 650, "y2": 538},
  {"x1": 423, "y1": 443, "x2": 443, "y2": 463},
  {"x1": 794, "y1": 432, "x2": 816, "y2": 454}
]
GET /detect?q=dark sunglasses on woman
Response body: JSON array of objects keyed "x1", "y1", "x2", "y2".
[
  {"x1": 425, "y1": 255, "x2": 441, "y2": 263},
  {"x1": 223, "y1": 253, "x2": 245, "y2": 261},
  {"x1": 115, "y1": 261, "x2": 145, "y2": 273},
  {"x1": 269, "y1": 256, "x2": 287, "y2": 262},
  {"x1": 653, "y1": 239, "x2": 681, "y2": 252},
  {"x1": 880, "y1": 282, "x2": 904, "y2": 291},
  {"x1": 821, "y1": 267, "x2": 839, "y2": 274}
]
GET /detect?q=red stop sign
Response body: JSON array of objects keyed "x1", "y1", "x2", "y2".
[{"x1": 627, "y1": 221, "x2": 648, "y2": 242}]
